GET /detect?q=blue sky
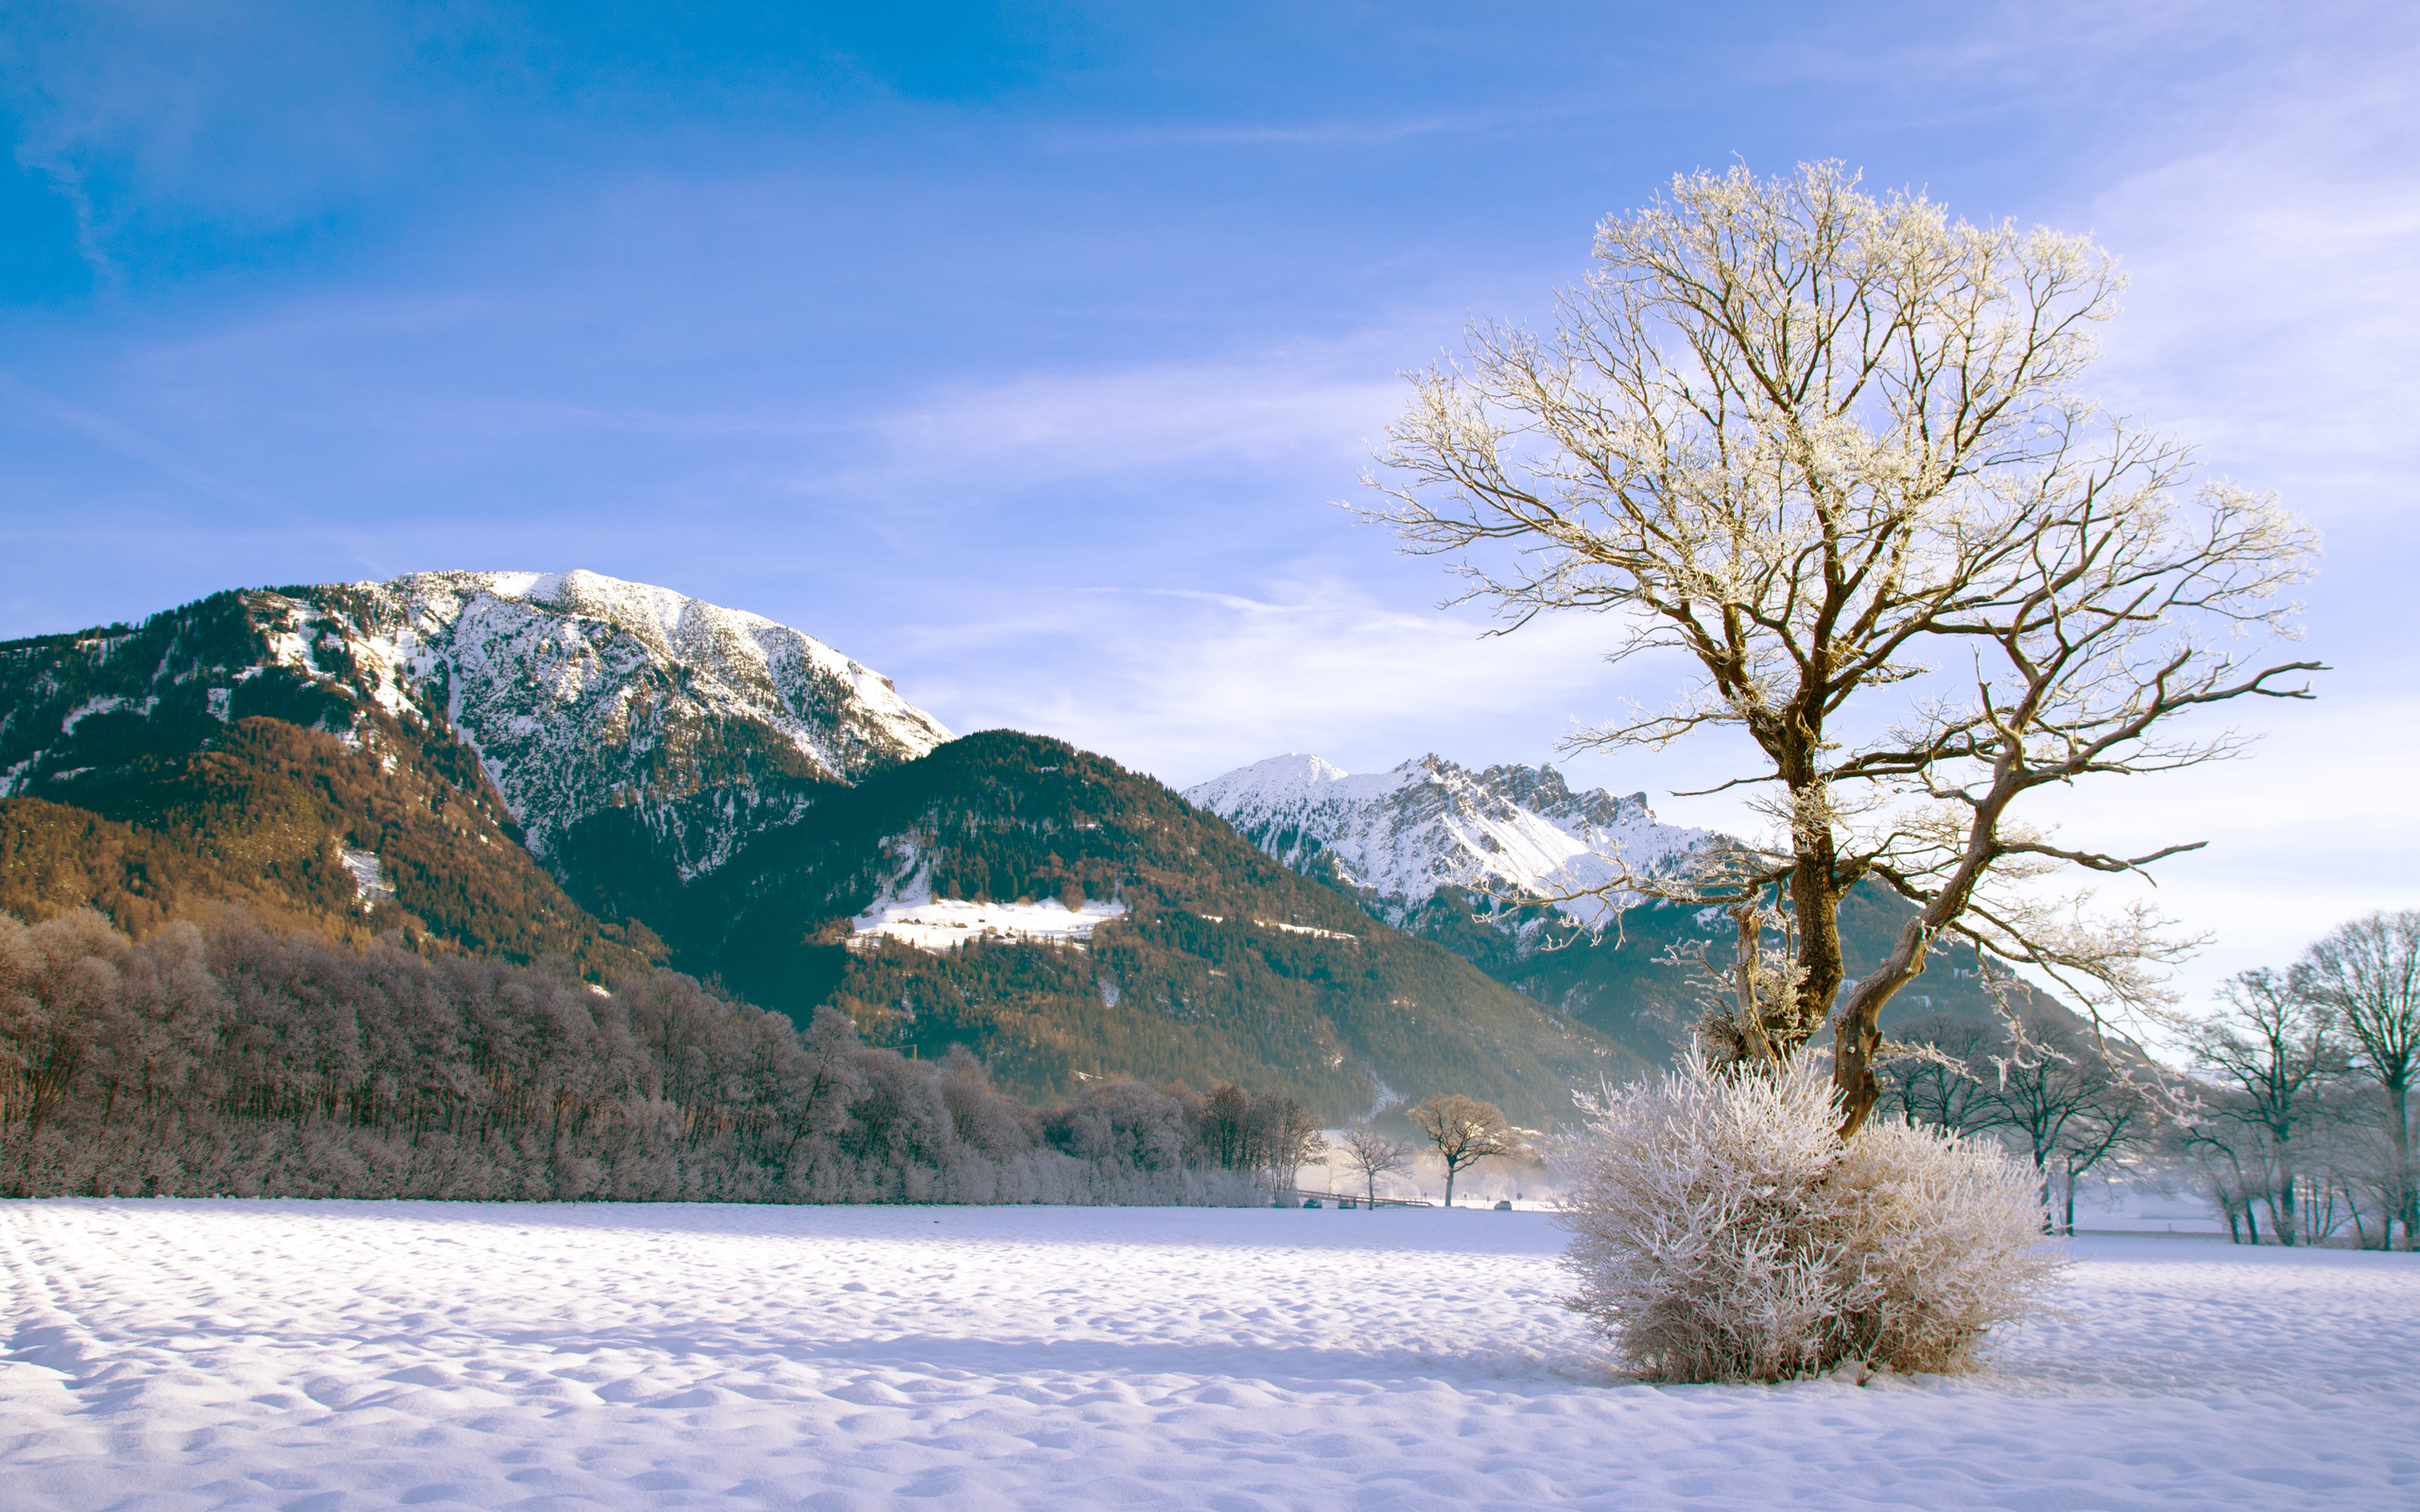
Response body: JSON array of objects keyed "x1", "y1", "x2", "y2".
[{"x1": 4, "y1": 0, "x2": 2416, "y2": 1001}]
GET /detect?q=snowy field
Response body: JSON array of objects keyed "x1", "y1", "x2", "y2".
[{"x1": 2, "y1": 1202, "x2": 2412, "y2": 1510}]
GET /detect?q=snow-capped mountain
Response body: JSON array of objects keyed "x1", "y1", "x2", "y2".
[
  {"x1": 336, "y1": 570, "x2": 950, "y2": 868},
  {"x1": 1184, "y1": 753, "x2": 1712, "y2": 927},
  {"x1": 2, "y1": 569, "x2": 950, "y2": 879}
]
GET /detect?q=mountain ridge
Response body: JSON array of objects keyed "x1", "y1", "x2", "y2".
[
  {"x1": 1183, "y1": 751, "x2": 1713, "y2": 927},
  {"x1": 2, "y1": 576, "x2": 1644, "y2": 1125},
  {"x1": 1188, "y1": 750, "x2": 2088, "y2": 1061}
]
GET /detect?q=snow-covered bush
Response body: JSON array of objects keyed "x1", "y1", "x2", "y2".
[{"x1": 1551, "y1": 1053, "x2": 2063, "y2": 1382}]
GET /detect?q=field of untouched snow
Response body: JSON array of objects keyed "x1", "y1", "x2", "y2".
[{"x1": 3, "y1": 1202, "x2": 2412, "y2": 1510}]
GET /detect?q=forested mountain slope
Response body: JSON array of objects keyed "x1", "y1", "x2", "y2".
[
  {"x1": 0, "y1": 688, "x2": 658, "y2": 980},
  {"x1": 3, "y1": 581, "x2": 1641, "y2": 1127},
  {"x1": 0, "y1": 909, "x2": 1301, "y2": 1206},
  {"x1": 662, "y1": 732, "x2": 1642, "y2": 1125}
]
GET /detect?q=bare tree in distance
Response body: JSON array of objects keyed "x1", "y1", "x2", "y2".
[
  {"x1": 2295, "y1": 910, "x2": 2420, "y2": 1243},
  {"x1": 1340, "y1": 1125, "x2": 1414, "y2": 1208},
  {"x1": 1408, "y1": 1093, "x2": 1518, "y2": 1207},
  {"x1": 1364, "y1": 160, "x2": 2321, "y2": 1134},
  {"x1": 1985, "y1": 1014, "x2": 2153, "y2": 1220},
  {"x1": 1253, "y1": 1095, "x2": 1328, "y2": 1202},
  {"x1": 1880, "y1": 1013, "x2": 2010, "y2": 1139},
  {"x1": 2186, "y1": 969, "x2": 2346, "y2": 1246}
]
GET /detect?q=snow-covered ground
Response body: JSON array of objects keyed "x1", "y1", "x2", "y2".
[
  {"x1": 3, "y1": 1202, "x2": 2411, "y2": 1510},
  {"x1": 849, "y1": 892, "x2": 1127, "y2": 952}
]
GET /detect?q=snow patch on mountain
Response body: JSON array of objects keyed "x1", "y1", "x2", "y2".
[
  {"x1": 339, "y1": 849, "x2": 393, "y2": 909},
  {"x1": 1184, "y1": 752, "x2": 1712, "y2": 928},
  {"x1": 848, "y1": 860, "x2": 1125, "y2": 953}
]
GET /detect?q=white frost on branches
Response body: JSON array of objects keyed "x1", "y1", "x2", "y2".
[{"x1": 1552, "y1": 1054, "x2": 2064, "y2": 1382}]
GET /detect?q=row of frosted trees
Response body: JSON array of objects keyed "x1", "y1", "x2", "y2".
[
  {"x1": 0, "y1": 909, "x2": 1316, "y2": 1206},
  {"x1": 2174, "y1": 911, "x2": 2420, "y2": 1247},
  {"x1": 1878, "y1": 911, "x2": 2420, "y2": 1248}
]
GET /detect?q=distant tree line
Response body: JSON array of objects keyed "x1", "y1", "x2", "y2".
[
  {"x1": 0, "y1": 909, "x2": 1323, "y2": 1206},
  {"x1": 1878, "y1": 1009, "x2": 2160, "y2": 1234},
  {"x1": 2172, "y1": 912, "x2": 2418, "y2": 1248},
  {"x1": 1877, "y1": 910, "x2": 2420, "y2": 1248}
]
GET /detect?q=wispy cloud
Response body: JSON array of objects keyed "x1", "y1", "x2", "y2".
[
  {"x1": 807, "y1": 336, "x2": 1425, "y2": 498},
  {"x1": 0, "y1": 369, "x2": 279, "y2": 512},
  {"x1": 880, "y1": 573, "x2": 1660, "y2": 790},
  {"x1": 2084, "y1": 61, "x2": 2420, "y2": 513}
]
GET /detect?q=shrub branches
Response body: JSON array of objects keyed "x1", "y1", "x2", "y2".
[{"x1": 1553, "y1": 1055, "x2": 2061, "y2": 1382}]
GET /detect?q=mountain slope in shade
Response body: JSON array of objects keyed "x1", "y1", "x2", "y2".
[{"x1": 664, "y1": 731, "x2": 1644, "y2": 1125}]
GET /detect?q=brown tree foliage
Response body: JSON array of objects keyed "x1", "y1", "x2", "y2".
[{"x1": 0, "y1": 909, "x2": 1310, "y2": 1207}]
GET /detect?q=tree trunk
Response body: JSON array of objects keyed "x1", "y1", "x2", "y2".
[
  {"x1": 2390, "y1": 1079, "x2": 2415, "y2": 1249},
  {"x1": 1790, "y1": 850, "x2": 1848, "y2": 1048}
]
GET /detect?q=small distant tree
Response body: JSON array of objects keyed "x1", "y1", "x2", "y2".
[
  {"x1": 1251, "y1": 1094, "x2": 1327, "y2": 1200},
  {"x1": 1408, "y1": 1093, "x2": 1515, "y2": 1207},
  {"x1": 1989, "y1": 1014, "x2": 2158, "y2": 1229},
  {"x1": 1199, "y1": 1083, "x2": 1256, "y2": 1171},
  {"x1": 2295, "y1": 911, "x2": 2420, "y2": 1244},
  {"x1": 2179, "y1": 1115, "x2": 2266, "y2": 1245},
  {"x1": 2042, "y1": 1068, "x2": 2156, "y2": 1237},
  {"x1": 1340, "y1": 1125, "x2": 1414, "y2": 1207}
]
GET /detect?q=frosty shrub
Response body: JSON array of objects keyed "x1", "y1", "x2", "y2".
[{"x1": 1552, "y1": 1055, "x2": 2063, "y2": 1382}]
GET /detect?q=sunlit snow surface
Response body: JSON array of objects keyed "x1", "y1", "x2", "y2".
[
  {"x1": 850, "y1": 895, "x2": 1128, "y2": 951},
  {"x1": 2, "y1": 1204, "x2": 2412, "y2": 1510}
]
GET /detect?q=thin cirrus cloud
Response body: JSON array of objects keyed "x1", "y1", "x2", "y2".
[
  {"x1": 2086, "y1": 78, "x2": 2420, "y2": 505},
  {"x1": 886, "y1": 576, "x2": 1650, "y2": 791},
  {"x1": 838, "y1": 351, "x2": 1406, "y2": 493}
]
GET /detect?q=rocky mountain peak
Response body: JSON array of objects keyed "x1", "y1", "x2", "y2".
[
  {"x1": 1184, "y1": 751, "x2": 1710, "y2": 927},
  {"x1": 1, "y1": 570, "x2": 952, "y2": 882}
]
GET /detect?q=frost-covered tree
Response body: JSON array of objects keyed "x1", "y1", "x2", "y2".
[
  {"x1": 1340, "y1": 1125, "x2": 1414, "y2": 1207},
  {"x1": 2185, "y1": 970, "x2": 2345, "y2": 1246},
  {"x1": 2295, "y1": 911, "x2": 2420, "y2": 1242},
  {"x1": 1366, "y1": 161, "x2": 2320, "y2": 1132},
  {"x1": 1408, "y1": 1093, "x2": 1517, "y2": 1207},
  {"x1": 1554, "y1": 1054, "x2": 2061, "y2": 1381}
]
